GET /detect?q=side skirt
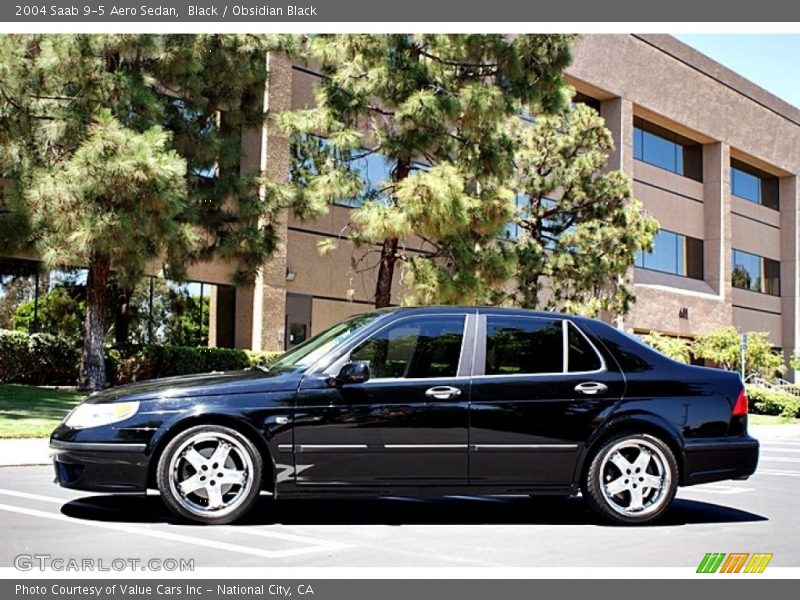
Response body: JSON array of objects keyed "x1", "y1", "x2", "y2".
[{"x1": 273, "y1": 483, "x2": 579, "y2": 500}]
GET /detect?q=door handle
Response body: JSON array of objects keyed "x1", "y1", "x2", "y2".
[
  {"x1": 574, "y1": 382, "x2": 608, "y2": 396},
  {"x1": 425, "y1": 386, "x2": 462, "y2": 400}
]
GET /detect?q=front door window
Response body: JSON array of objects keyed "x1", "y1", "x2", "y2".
[{"x1": 350, "y1": 315, "x2": 466, "y2": 379}]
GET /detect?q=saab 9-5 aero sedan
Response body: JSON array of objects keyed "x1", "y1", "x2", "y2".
[{"x1": 51, "y1": 307, "x2": 759, "y2": 525}]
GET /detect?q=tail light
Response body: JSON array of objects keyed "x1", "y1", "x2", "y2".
[{"x1": 732, "y1": 388, "x2": 748, "y2": 416}]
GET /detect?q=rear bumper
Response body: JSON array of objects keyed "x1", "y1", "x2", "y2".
[
  {"x1": 50, "y1": 440, "x2": 149, "y2": 493},
  {"x1": 681, "y1": 436, "x2": 759, "y2": 486}
]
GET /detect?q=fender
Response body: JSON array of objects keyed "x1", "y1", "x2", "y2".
[
  {"x1": 572, "y1": 410, "x2": 685, "y2": 486},
  {"x1": 145, "y1": 408, "x2": 286, "y2": 492}
]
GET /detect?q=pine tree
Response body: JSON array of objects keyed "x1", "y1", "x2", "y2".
[
  {"x1": 504, "y1": 99, "x2": 658, "y2": 315},
  {"x1": 24, "y1": 111, "x2": 189, "y2": 388},
  {"x1": 278, "y1": 34, "x2": 574, "y2": 308},
  {"x1": 0, "y1": 34, "x2": 302, "y2": 389}
]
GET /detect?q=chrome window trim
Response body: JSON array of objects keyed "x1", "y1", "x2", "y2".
[{"x1": 360, "y1": 376, "x2": 472, "y2": 385}]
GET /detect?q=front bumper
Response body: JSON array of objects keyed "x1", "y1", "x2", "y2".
[
  {"x1": 50, "y1": 440, "x2": 150, "y2": 493},
  {"x1": 682, "y1": 435, "x2": 759, "y2": 486}
]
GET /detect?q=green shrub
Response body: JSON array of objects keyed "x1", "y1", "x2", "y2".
[
  {"x1": 2, "y1": 328, "x2": 285, "y2": 387},
  {"x1": 0, "y1": 328, "x2": 79, "y2": 385},
  {"x1": 110, "y1": 345, "x2": 250, "y2": 385},
  {"x1": 746, "y1": 384, "x2": 800, "y2": 419},
  {"x1": 109, "y1": 346, "x2": 283, "y2": 385},
  {"x1": 641, "y1": 332, "x2": 691, "y2": 364},
  {"x1": 245, "y1": 350, "x2": 283, "y2": 368}
]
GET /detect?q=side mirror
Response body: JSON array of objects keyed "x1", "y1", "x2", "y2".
[{"x1": 336, "y1": 361, "x2": 370, "y2": 385}]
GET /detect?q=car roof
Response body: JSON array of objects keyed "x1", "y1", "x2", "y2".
[{"x1": 375, "y1": 305, "x2": 586, "y2": 322}]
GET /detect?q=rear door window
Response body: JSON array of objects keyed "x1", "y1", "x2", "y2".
[{"x1": 485, "y1": 317, "x2": 563, "y2": 375}]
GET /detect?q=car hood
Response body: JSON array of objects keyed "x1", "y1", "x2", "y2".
[{"x1": 85, "y1": 368, "x2": 303, "y2": 403}]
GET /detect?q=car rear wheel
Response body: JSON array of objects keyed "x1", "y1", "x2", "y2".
[
  {"x1": 157, "y1": 425, "x2": 262, "y2": 524},
  {"x1": 583, "y1": 433, "x2": 677, "y2": 525}
]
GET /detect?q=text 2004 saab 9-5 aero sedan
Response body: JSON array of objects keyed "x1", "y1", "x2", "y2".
[{"x1": 50, "y1": 307, "x2": 759, "y2": 525}]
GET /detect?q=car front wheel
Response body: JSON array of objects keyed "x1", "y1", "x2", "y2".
[
  {"x1": 583, "y1": 433, "x2": 678, "y2": 525},
  {"x1": 157, "y1": 424, "x2": 263, "y2": 524}
]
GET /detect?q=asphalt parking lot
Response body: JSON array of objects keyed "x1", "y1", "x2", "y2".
[{"x1": 1, "y1": 426, "x2": 798, "y2": 569}]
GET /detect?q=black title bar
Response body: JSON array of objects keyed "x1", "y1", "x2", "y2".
[{"x1": 5, "y1": 0, "x2": 800, "y2": 22}]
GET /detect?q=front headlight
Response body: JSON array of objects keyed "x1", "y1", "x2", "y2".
[{"x1": 64, "y1": 401, "x2": 140, "y2": 429}]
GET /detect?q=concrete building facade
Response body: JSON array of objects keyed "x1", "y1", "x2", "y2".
[{"x1": 3, "y1": 34, "x2": 799, "y2": 371}]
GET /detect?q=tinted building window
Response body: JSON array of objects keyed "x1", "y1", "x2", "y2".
[
  {"x1": 764, "y1": 259, "x2": 781, "y2": 296},
  {"x1": 503, "y1": 196, "x2": 559, "y2": 246},
  {"x1": 635, "y1": 230, "x2": 704, "y2": 280},
  {"x1": 351, "y1": 316, "x2": 465, "y2": 379},
  {"x1": 291, "y1": 135, "x2": 428, "y2": 208},
  {"x1": 732, "y1": 249, "x2": 780, "y2": 296},
  {"x1": 573, "y1": 91, "x2": 601, "y2": 112},
  {"x1": 503, "y1": 194, "x2": 529, "y2": 240},
  {"x1": 731, "y1": 159, "x2": 779, "y2": 210},
  {"x1": 485, "y1": 317, "x2": 563, "y2": 375},
  {"x1": 567, "y1": 322, "x2": 602, "y2": 372},
  {"x1": 633, "y1": 118, "x2": 702, "y2": 181}
]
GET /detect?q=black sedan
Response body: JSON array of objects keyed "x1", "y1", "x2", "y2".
[{"x1": 50, "y1": 307, "x2": 758, "y2": 525}]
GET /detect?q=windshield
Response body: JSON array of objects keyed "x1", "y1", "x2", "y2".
[{"x1": 268, "y1": 312, "x2": 384, "y2": 372}]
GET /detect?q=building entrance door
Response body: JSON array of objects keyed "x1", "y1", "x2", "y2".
[{"x1": 285, "y1": 293, "x2": 312, "y2": 349}]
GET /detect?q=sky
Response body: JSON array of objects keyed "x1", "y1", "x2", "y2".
[{"x1": 674, "y1": 35, "x2": 800, "y2": 109}]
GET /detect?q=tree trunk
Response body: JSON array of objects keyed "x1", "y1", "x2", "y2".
[
  {"x1": 81, "y1": 252, "x2": 110, "y2": 390},
  {"x1": 373, "y1": 157, "x2": 412, "y2": 309},
  {"x1": 113, "y1": 284, "x2": 134, "y2": 347},
  {"x1": 374, "y1": 237, "x2": 399, "y2": 308}
]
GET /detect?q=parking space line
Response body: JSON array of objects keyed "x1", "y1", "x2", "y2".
[
  {"x1": 758, "y1": 442, "x2": 800, "y2": 447},
  {"x1": 683, "y1": 485, "x2": 754, "y2": 495},
  {"x1": 758, "y1": 469, "x2": 800, "y2": 477},
  {"x1": 0, "y1": 488, "x2": 69, "y2": 504},
  {"x1": 0, "y1": 494, "x2": 352, "y2": 559},
  {"x1": 0, "y1": 488, "x2": 353, "y2": 548},
  {"x1": 217, "y1": 526, "x2": 351, "y2": 546},
  {"x1": 759, "y1": 456, "x2": 800, "y2": 463}
]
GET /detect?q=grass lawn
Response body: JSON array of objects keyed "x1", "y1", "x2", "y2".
[
  {"x1": 749, "y1": 414, "x2": 800, "y2": 426},
  {"x1": 0, "y1": 384, "x2": 86, "y2": 438}
]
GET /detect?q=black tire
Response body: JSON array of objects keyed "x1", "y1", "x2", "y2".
[
  {"x1": 583, "y1": 433, "x2": 678, "y2": 525},
  {"x1": 157, "y1": 424, "x2": 263, "y2": 525}
]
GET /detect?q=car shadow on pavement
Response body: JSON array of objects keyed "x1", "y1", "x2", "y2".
[{"x1": 60, "y1": 494, "x2": 767, "y2": 527}]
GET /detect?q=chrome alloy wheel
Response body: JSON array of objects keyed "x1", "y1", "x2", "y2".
[
  {"x1": 598, "y1": 438, "x2": 671, "y2": 517},
  {"x1": 167, "y1": 431, "x2": 254, "y2": 518}
]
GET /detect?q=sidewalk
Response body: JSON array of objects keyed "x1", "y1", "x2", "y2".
[
  {"x1": 750, "y1": 423, "x2": 800, "y2": 440},
  {"x1": 1, "y1": 424, "x2": 798, "y2": 468},
  {"x1": 0, "y1": 438, "x2": 51, "y2": 466}
]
